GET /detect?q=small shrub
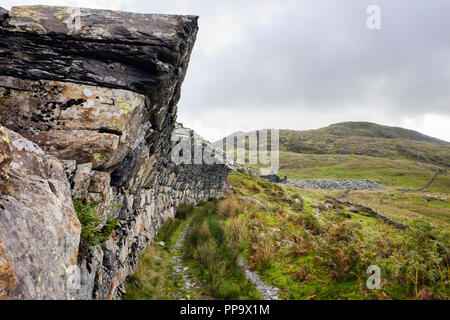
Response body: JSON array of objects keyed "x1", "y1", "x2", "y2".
[
  {"x1": 74, "y1": 201, "x2": 118, "y2": 259},
  {"x1": 316, "y1": 222, "x2": 362, "y2": 281},
  {"x1": 175, "y1": 202, "x2": 194, "y2": 220},
  {"x1": 291, "y1": 194, "x2": 304, "y2": 212},
  {"x1": 273, "y1": 205, "x2": 287, "y2": 217},
  {"x1": 291, "y1": 267, "x2": 309, "y2": 282},
  {"x1": 393, "y1": 219, "x2": 450, "y2": 298},
  {"x1": 242, "y1": 180, "x2": 261, "y2": 194},
  {"x1": 217, "y1": 197, "x2": 241, "y2": 218},
  {"x1": 2, "y1": 88, "x2": 11, "y2": 97},
  {"x1": 328, "y1": 221, "x2": 360, "y2": 243},
  {"x1": 320, "y1": 241, "x2": 362, "y2": 281},
  {"x1": 289, "y1": 212, "x2": 323, "y2": 235},
  {"x1": 251, "y1": 238, "x2": 276, "y2": 271},
  {"x1": 269, "y1": 186, "x2": 286, "y2": 201},
  {"x1": 203, "y1": 200, "x2": 217, "y2": 215},
  {"x1": 286, "y1": 234, "x2": 310, "y2": 258},
  {"x1": 227, "y1": 216, "x2": 250, "y2": 246}
]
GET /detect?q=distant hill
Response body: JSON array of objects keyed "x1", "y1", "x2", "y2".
[
  {"x1": 216, "y1": 122, "x2": 450, "y2": 168},
  {"x1": 313, "y1": 122, "x2": 445, "y2": 143},
  {"x1": 279, "y1": 122, "x2": 450, "y2": 168}
]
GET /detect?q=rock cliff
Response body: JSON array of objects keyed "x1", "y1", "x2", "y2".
[
  {"x1": 0, "y1": 6, "x2": 238, "y2": 300},
  {"x1": 0, "y1": 126, "x2": 80, "y2": 299}
]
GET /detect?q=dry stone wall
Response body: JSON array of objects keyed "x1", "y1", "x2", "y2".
[{"x1": 0, "y1": 5, "x2": 238, "y2": 300}]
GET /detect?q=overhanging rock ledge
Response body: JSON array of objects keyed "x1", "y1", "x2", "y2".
[{"x1": 0, "y1": 6, "x2": 245, "y2": 300}]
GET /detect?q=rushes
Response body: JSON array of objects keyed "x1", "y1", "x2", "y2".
[
  {"x1": 124, "y1": 241, "x2": 180, "y2": 300},
  {"x1": 176, "y1": 202, "x2": 194, "y2": 220},
  {"x1": 251, "y1": 238, "x2": 276, "y2": 271},
  {"x1": 217, "y1": 196, "x2": 241, "y2": 218},
  {"x1": 183, "y1": 199, "x2": 259, "y2": 299},
  {"x1": 227, "y1": 216, "x2": 251, "y2": 245},
  {"x1": 129, "y1": 170, "x2": 450, "y2": 300}
]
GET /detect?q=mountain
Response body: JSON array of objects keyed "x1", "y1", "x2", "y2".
[
  {"x1": 278, "y1": 122, "x2": 450, "y2": 168},
  {"x1": 215, "y1": 122, "x2": 450, "y2": 167},
  {"x1": 313, "y1": 122, "x2": 445, "y2": 143},
  {"x1": 214, "y1": 122, "x2": 450, "y2": 191}
]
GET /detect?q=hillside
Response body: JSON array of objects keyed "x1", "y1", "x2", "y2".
[
  {"x1": 279, "y1": 123, "x2": 450, "y2": 168},
  {"x1": 215, "y1": 122, "x2": 450, "y2": 168},
  {"x1": 314, "y1": 122, "x2": 445, "y2": 143},
  {"x1": 125, "y1": 122, "x2": 450, "y2": 301},
  {"x1": 269, "y1": 152, "x2": 450, "y2": 193}
]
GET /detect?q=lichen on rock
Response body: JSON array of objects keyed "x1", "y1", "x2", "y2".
[
  {"x1": 0, "y1": 128, "x2": 81, "y2": 300},
  {"x1": 0, "y1": 5, "x2": 245, "y2": 300}
]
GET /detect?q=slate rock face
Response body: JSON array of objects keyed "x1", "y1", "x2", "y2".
[
  {"x1": 0, "y1": 8, "x2": 8, "y2": 26},
  {"x1": 0, "y1": 5, "x2": 198, "y2": 107},
  {"x1": 0, "y1": 125, "x2": 11, "y2": 191},
  {"x1": 0, "y1": 76, "x2": 148, "y2": 170},
  {"x1": 0, "y1": 126, "x2": 80, "y2": 300},
  {"x1": 0, "y1": 5, "x2": 245, "y2": 300},
  {"x1": 72, "y1": 124, "x2": 239, "y2": 300}
]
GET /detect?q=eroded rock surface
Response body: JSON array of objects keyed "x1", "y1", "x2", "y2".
[
  {"x1": 73, "y1": 124, "x2": 238, "y2": 300},
  {"x1": 0, "y1": 77, "x2": 148, "y2": 170},
  {"x1": 0, "y1": 126, "x2": 80, "y2": 299},
  {"x1": 0, "y1": 5, "x2": 244, "y2": 300},
  {"x1": 0, "y1": 5, "x2": 198, "y2": 104}
]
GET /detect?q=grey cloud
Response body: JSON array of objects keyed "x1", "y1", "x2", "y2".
[
  {"x1": 182, "y1": 0, "x2": 450, "y2": 112},
  {"x1": 3, "y1": 0, "x2": 450, "y2": 140}
]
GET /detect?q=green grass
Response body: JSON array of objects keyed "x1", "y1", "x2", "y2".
[
  {"x1": 279, "y1": 126, "x2": 450, "y2": 167},
  {"x1": 124, "y1": 204, "x2": 197, "y2": 300},
  {"x1": 224, "y1": 172, "x2": 450, "y2": 300},
  {"x1": 125, "y1": 171, "x2": 449, "y2": 300},
  {"x1": 183, "y1": 199, "x2": 261, "y2": 300},
  {"x1": 344, "y1": 190, "x2": 450, "y2": 228},
  {"x1": 125, "y1": 200, "x2": 261, "y2": 300},
  {"x1": 124, "y1": 219, "x2": 191, "y2": 300},
  {"x1": 248, "y1": 151, "x2": 450, "y2": 193}
]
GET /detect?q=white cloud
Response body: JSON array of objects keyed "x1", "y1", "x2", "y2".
[{"x1": 401, "y1": 114, "x2": 450, "y2": 142}]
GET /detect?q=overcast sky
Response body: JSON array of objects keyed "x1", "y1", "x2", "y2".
[{"x1": 2, "y1": 0, "x2": 450, "y2": 142}]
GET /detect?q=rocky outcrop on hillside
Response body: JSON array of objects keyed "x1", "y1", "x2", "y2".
[{"x1": 0, "y1": 6, "x2": 239, "y2": 300}]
